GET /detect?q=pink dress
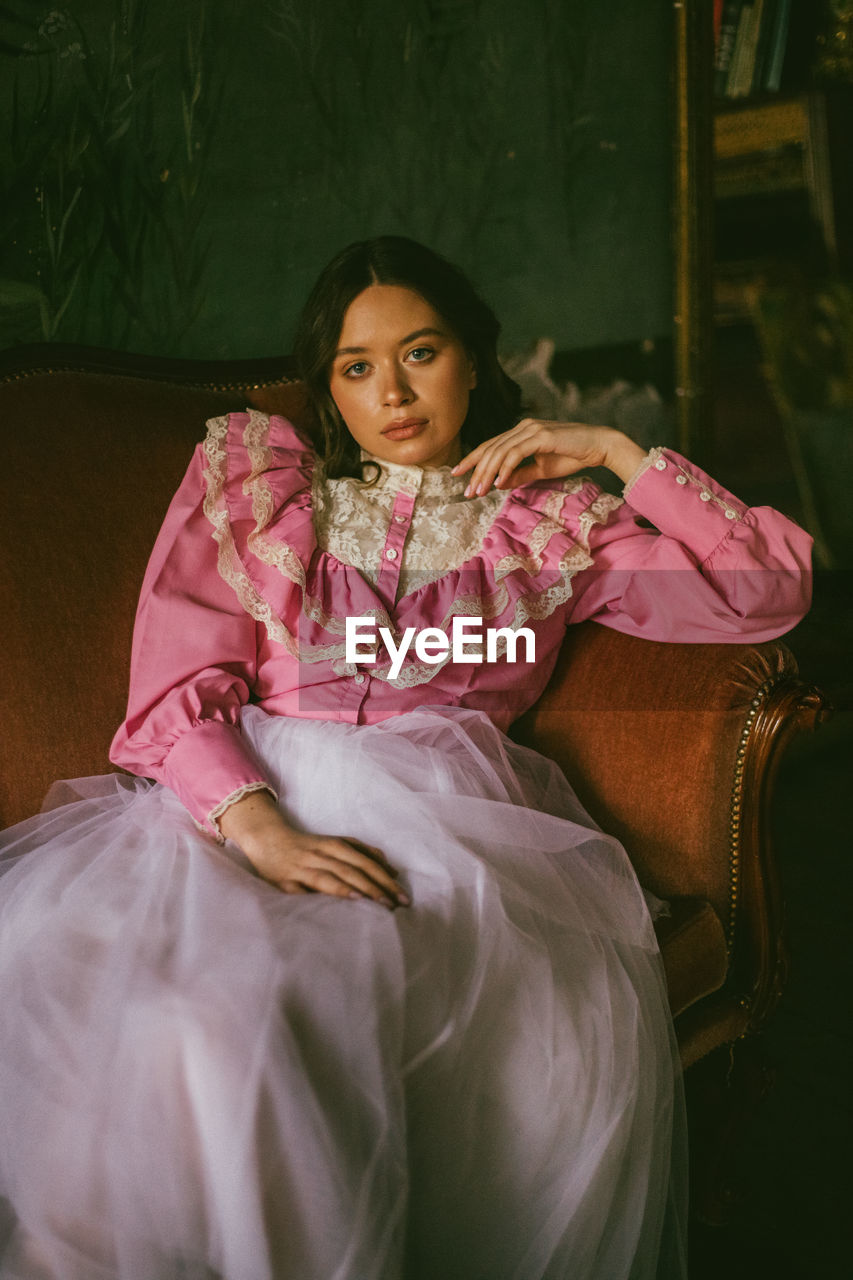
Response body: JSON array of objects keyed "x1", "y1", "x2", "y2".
[{"x1": 0, "y1": 413, "x2": 812, "y2": 1280}]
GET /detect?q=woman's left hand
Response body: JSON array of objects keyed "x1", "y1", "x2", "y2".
[{"x1": 452, "y1": 420, "x2": 646, "y2": 495}]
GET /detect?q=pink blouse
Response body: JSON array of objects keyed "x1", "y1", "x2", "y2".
[{"x1": 109, "y1": 412, "x2": 813, "y2": 837}]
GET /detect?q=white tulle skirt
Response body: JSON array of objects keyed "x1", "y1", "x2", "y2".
[{"x1": 0, "y1": 705, "x2": 687, "y2": 1280}]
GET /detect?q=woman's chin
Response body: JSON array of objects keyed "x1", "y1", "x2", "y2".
[{"x1": 370, "y1": 432, "x2": 462, "y2": 470}]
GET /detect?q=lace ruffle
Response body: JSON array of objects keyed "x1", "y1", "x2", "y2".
[
  {"x1": 202, "y1": 413, "x2": 625, "y2": 686},
  {"x1": 201, "y1": 415, "x2": 299, "y2": 657},
  {"x1": 314, "y1": 466, "x2": 511, "y2": 598},
  {"x1": 350, "y1": 486, "x2": 623, "y2": 688}
]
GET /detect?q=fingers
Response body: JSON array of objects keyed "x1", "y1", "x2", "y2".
[
  {"x1": 453, "y1": 419, "x2": 536, "y2": 475},
  {"x1": 453, "y1": 420, "x2": 549, "y2": 497},
  {"x1": 453, "y1": 420, "x2": 611, "y2": 497},
  {"x1": 497, "y1": 461, "x2": 540, "y2": 489},
  {"x1": 268, "y1": 833, "x2": 411, "y2": 909},
  {"x1": 342, "y1": 837, "x2": 400, "y2": 876},
  {"x1": 296, "y1": 862, "x2": 409, "y2": 909},
  {"x1": 319, "y1": 838, "x2": 410, "y2": 908}
]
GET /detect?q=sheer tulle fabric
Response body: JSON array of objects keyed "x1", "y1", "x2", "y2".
[{"x1": 0, "y1": 706, "x2": 686, "y2": 1279}]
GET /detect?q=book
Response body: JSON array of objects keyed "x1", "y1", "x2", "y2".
[
  {"x1": 726, "y1": 5, "x2": 752, "y2": 96},
  {"x1": 727, "y1": 1, "x2": 764, "y2": 98},
  {"x1": 715, "y1": 149, "x2": 805, "y2": 200},
  {"x1": 764, "y1": 0, "x2": 792, "y2": 92},
  {"x1": 751, "y1": 0, "x2": 777, "y2": 94},
  {"x1": 714, "y1": 95, "x2": 808, "y2": 160},
  {"x1": 714, "y1": 1, "x2": 744, "y2": 97}
]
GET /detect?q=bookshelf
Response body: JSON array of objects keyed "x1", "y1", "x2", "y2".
[
  {"x1": 711, "y1": 2, "x2": 849, "y2": 324},
  {"x1": 713, "y1": 90, "x2": 838, "y2": 322},
  {"x1": 709, "y1": 1, "x2": 853, "y2": 563},
  {"x1": 669, "y1": 1, "x2": 850, "y2": 466}
]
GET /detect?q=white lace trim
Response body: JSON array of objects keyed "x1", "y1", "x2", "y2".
[
  {"x1": 206, "y1": 781, "x2": 278, "y2": 844},
  {"x1": 202, "y1": 415, "x2": 394, "y2": 662},
  {"x1": 313, "y1": 457, "x2": 510, "y2": 598},
  {"x1": 202, "y1": 416, "x2": 299, "y2": 657},
  {"x1": 622, "y1": 446, "x2": 663, "y2": 499},
  {"x1": 494, "y1": 485, "x2": 584, "y2": 578},
  {"x1": 243, "y1": 410, "x2": 308, "y2": 591},
  {"x1": 578, "y1": 490, "x2": 624, "y2": 539},
  {"x1": 240, "y1": 412, "x2": 391, "y2": 658}
]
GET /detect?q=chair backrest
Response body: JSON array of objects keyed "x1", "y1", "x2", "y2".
[{"x1": 0, "y1": 350, "x2": 303, "y2": 828}]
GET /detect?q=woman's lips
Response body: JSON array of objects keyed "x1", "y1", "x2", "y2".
[{"x1": 382, "y1": 418, "x2": 428, "y2": 440}]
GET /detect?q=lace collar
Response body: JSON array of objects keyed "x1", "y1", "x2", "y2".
[
  {"x1": 356, "y1": 449, "x2": 469, "y2": 502},
  {"x1": 312, "y1": 449, "x2": 508, "y2": 595}
]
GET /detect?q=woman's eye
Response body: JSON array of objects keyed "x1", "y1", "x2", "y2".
[
  {"x1": 344, "y1": 361, "x2": 369, "y2": 378},
  {"x1": 407, "y1": 347, "x2": 434, "y2": 363}
]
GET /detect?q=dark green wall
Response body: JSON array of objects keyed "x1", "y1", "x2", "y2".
[{"x1": 1, "y1": 1, "x2": 673, "y2": 360}]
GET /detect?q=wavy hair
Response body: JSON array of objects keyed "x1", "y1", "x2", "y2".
[{"x1": 293, "y1": 236, "x2": 522, "y2": 478}]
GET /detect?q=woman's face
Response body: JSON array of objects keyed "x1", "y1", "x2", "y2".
[{"x1": 328, "y1": 284, "x2": 476, "y2": 468}]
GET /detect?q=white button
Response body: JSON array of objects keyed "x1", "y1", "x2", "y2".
[
  {"x1": 385, "y1": 547, "x2": 398, "y2": 561},
  {"x1": 654, "y1": 458, "x2": 667, "y2": 471},
  {"x1": 676, "y1": 474, "x2": 688, "y2": 485},
  {"x1": 353, "y1": 672, "x2": 366, "y2": 685},
  {"x1": 725, "y1": 508, "x2": 737, "y2": 519},
  {"x1": 699, "y1": 491, "x2": 711, "y2": 502},
  {"x1": 394, "y1": 514, "x2": 406, "y2": 524}
]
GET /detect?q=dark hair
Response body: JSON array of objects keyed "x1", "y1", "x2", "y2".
[{"x1": 293, "y1": 236, "x2": 523, "y2": 477}]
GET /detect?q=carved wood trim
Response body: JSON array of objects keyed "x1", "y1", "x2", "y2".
[
  {"x1": 0, "y1": 342, "x2": 297, "y2": 392},
  {"x1": 727, "y1": 676, "x2": 832, "y2": 1034}
]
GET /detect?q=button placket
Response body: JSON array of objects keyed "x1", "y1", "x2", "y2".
[
  {"x1": 377, "y1": 489, "x2": 416, "y2": 595},
  {"x1": 340, "y1": 665, "x2": 371, "y2": 710}
]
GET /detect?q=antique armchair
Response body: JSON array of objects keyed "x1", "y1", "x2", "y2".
[{"x1": 0, "y1": 343, "x2": 829, "y2": 1217}]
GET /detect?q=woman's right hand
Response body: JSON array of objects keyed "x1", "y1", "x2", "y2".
[{"x1": 218, "y1": 789, "x2": 409, "y2": 909}]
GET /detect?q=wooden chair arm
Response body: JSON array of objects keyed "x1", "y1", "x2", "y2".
[
  {"x1": 732, "y1": 678, "x2": 830, "y2": 1031},
  {"x1": 513, "y1": 624, "x2": 831, "y2": 1064}
]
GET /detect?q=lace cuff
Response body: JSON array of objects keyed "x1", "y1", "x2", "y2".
[
  {"x1": 206, "y1": 782, "x2": 279, "y2": 845},
  {"x1": 621, "y1": 446, "x2": 666, "y2": 501}
]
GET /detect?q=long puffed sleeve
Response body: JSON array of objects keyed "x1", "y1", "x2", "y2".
[
  {"x1": 566, "y1": 447, "x2": 813, "y2": 641},
  {"x1": 109, "y1": 444, "x2": 275, "y2": 838}
]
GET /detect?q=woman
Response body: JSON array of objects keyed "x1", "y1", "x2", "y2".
[{"x1": 0, "y1": 237, "x2": 812, "y2": 1280}]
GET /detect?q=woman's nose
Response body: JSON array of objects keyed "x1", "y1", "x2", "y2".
[{"x1": 380, "y1": 363, "x2": 413, "y2": 406}]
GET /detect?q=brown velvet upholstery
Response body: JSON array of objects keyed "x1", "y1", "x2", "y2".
[{"x1": 0, "y1": 344, "x2": 829, "y2": 1076}]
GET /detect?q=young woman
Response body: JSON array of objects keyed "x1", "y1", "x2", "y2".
[{"x1": 0, "y1": 237, "x2": 812, "y2": 1280}]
